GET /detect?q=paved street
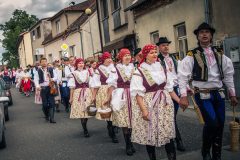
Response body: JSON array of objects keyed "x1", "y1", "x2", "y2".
[{"x1": 0, "y1": 88, "x2": 239, "y2": 160}]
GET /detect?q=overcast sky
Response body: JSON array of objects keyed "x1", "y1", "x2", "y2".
[{"x1": 0, "y1": 0, "x2": 85, "y2": 57}]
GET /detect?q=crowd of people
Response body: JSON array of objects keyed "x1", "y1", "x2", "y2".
[{"x1": 10, "y1": 22, "x2": 239, "y2": 160}]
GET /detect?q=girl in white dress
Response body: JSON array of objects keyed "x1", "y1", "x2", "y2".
[
  {"x1": 69, "y1": 58, "x2": 93, "y2": 137},
  {"x1": 130, "y1": 44, "x2": 181, "y2": 160},
  {"x1": 107, "y1": 49, "x2": 135, "y2": 155},
  {"x1": 91, "y1": 52, "x2": 118, "y2": 143}
]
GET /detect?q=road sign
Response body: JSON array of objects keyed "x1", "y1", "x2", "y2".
[{"x1": 61, "y1": 43, "x2": 69, "y2": 51}]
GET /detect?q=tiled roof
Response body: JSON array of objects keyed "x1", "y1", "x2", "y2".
[{"x1": 42, "y1": 0, "x2": 96, "y2": 45}]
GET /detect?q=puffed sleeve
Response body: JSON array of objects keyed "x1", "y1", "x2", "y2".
[
  {"x1": 67, "y1": 76, "x2": 76, "y2": 88},
  {"x1": 130, "y1": 70, "x2": 146, "y2": 97},
  {"x1": 165, "y1": 70, "x2": 174, "y2": 92},
  {"x1": 222, "y1": 55, "x2": 236, "y2": 96},
  {"x1": 178, "y1": 55, "x2": 194, "y2": 97},
  {"x1": 90, "y1": 69, "x2": 101, "y2": 88},
  {"x1": 106, "y1": 67, "x2": 118, "y2": 88}
]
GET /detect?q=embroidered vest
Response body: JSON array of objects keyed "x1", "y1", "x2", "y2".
[
  {"x1": 158, "y1": 53, "x2": 178, "y2": 73},
  {"x1": 38, "y1": 67, "x2": 54, "y2": 84},
  {"x1": 115, "y1": 67, "x2": 132, "y2": 88},
  {"x1": 138, "y1": 68, "x2": 166, "y2": 93},
  {"x1": 190, "y1": 46, "x2": 224, "y2": 82},
  {"x1": 97, "y1": 68, "x2": 108, "y2": 85}
]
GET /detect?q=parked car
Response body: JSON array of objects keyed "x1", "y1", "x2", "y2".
[
  {"x1": 0, "y1": 98, "x2": 8, "y2": 149},
  {"x1": 0, "y1": 78, "x2": 11, "y2": 121},
  {"x1": 1, "y1": 78, "x2": 13, "y2": 106}
]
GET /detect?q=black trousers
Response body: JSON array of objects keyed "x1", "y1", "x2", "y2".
[{"x1": 40, "y1": 86, "x2": 55, "y2": 120}]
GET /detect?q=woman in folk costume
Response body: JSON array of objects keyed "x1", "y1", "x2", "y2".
[
  {"x1": 106, "y1": 48, "x2": 136, "y2": 156},
  {"x1": 22, "y1": 69, "x2": 32, "y2": 97},
  {"x1": 130, "y1": 44, "x2": 181, "y2": 160},
  {"x1": 91, "y1": 52, "x2": 119, "y2": 143},
  {"x1": 69, "y1": 58, "x2": 93, "y2": 137}
]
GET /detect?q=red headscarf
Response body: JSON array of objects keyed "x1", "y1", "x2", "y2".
[
  {"x1": 139, "y1": 44, "x2": 157, "y2": 67},
  {"x1": 117, "y1": 48, "x2": 131, "y2": 62},
  {"x1": 75, "y1": 58, "x2": 84, "y2": 69},
  {"x1": 100, "y1": 52, "x2": 111, "y2": 63}
]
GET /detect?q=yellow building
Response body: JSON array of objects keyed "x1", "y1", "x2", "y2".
[{"x1": 17, "y1": 32, "x2": 34, "y2": 68}]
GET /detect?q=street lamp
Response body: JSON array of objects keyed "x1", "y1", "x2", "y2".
[{"x1": 85, "y1": 8, "x2": 95, "y2": 57}]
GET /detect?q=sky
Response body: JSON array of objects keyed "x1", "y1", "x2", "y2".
[{"x1": 0, "y1": 0, "x2": 86, "y2": 58}]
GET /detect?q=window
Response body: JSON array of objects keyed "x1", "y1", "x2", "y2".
[
  {"x1": 150, "y1": 31, "x2": 159, "y2": 44},
  {"x1": 36, "y1": 26, "x2": 41, "y2": 38},
  {"x1": 32, "y1": 30, "x2": 36, "y2": 40},
  {"x1": 56, "y1": 20, "x2": 61, "y2": 34},
  {"x1": 101, "y1": 0, "x2": 108, "y2": 19},
  {"x1": 175, "y1": 23, "x2": 188, "y2": 60},
  {"x1": 59, "y1": 51, "x2": 62, "y2": 58},
  {"x1": 69, "y1": 45, "x2": 76, "y2": 56},
  {"x1": 113, "y1": 0, "x2": 120, "y2": 10},
  {"x1": 48, "y1": 54, "x2": 53, "y2": 63}
]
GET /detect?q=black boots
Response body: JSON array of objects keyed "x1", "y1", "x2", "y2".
[
  {"x1": 42, "y1": 106, "x2": 49, "y2": 121},
  {"x1": 123, "y1": 133, "x2": 134, "y2": 156},
  {"x1": 175, "y1": 127, "x2": 185, "y2": 152},
  {"x1": 81, "y1": 118, "x2": 90, "y2": 138},
  {"x1": 107, "y1": 121, "x2": 118, "y2": 143},
  {"x1": 146, "y1": 145, "x2": 156, "y2": 160},
  {"x1": 56, "y1": 103, "x2": 60, "y2": 112},
  {"x1": 49, "y1": 107, "x2": 56, "y2": 123},
  {"x1": 165, "y1": 139, "x2": 176, "y2": 160}
]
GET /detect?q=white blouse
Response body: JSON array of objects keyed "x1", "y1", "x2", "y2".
[
  {"x1": 130, "y1": 62, "x2": 174, "y2": 97},
  {"x1": 178, "y1": 50, "x2": 235, "y2": 96},
  {"x1": 68, "y1": 69, "x2": 93, "y2": 88},
  {"x1": 90, "y1": 64, "x2": 115, "y2": 88}
]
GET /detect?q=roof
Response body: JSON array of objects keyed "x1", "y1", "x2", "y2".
[
  {"x1": 42, "y1": 1, "x2": 96, "y2": 45},
  {"x1": 48, "y1": 0, "x2": 93, "y2": 21},
  {"x1": 16, "y1": 31, "x2": 28, "y2": 48},
  {"x1": 29, "y1": 18, "x2": 50, "y2": 31},
  {"x1": 124, "y1": 0, "x2": 147, "y2": 12}
]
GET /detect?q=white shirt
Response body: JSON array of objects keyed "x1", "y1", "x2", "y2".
[
  {"x1": 34, "y1": 67, "x2": 58, "y2": 88},
  {"x1": 162, "y1": 54, "x2": 179, "y2": 87},
  {"x1": 68, "y1": 69, "x2": 93, "y2": 88},
  {"x1": 178, "y1": 47, "x2": 236, "y2": 96},
  {"x1": 130, "y1": 62, "x2": 174, "y2": 97},
  {"x1": 91, "y1": 64, "x2": 115, "y2": 88}
]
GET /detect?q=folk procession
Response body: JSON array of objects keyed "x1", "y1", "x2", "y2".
[{"x1": 1, "y1": 22, "x2": 238, "y2": 160}]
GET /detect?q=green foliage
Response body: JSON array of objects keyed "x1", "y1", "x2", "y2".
[{"x1": 0, "y1": 9, "x2": 38, "y2": 67}]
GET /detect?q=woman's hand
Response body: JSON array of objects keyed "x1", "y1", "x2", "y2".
[
  {"x1": 69, "y1": 98, "x2": 73, "y2": 105},
  {"x1": 142, "y1": 109, "x2": 149, "y2": 121}
]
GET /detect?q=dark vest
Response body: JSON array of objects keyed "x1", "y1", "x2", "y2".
[
  {"x1": 38, "y1": 67, "x2": 54, "y2": 84},
  {"x1": 190, "y1": 46, "x2": 224, "y2": 82},
  {"x1": 158, "y1": 53, "x2": 178, "y2": 73},
  {"x1": 97, "y1": 68, "x2": 108, "y2": 85}
]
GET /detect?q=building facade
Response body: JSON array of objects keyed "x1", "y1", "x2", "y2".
[
  {"x1": 97, "y1": 0, "x2": 136, "y2": 59},
  {"x1": 17, "y1": 32, "x2": 34, "y2": 68},
  {"x1": 29, "y1": 18, "x2": 52, "y2": 63},
  {"x1": 125, "y1": 0, "x2": 205, "y2": 60}
]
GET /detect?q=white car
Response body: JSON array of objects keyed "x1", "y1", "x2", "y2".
[{"x1": 0, "y1": 97, "x2": 9, "y2": 149}]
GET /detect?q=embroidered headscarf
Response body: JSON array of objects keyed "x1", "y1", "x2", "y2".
[
  {"x1": 117, "y1": 48, "x2": 131, "y2": 62},
  {"x1": 139, "y1": 44, "x2": 157, "y2": 67}
]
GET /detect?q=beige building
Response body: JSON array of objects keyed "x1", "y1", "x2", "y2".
[
  {"x1": 125, "y1": 0, "x2": 205, "y2": 59},
  {"x1": 29, "y1": 18, "x2": 52, "y2": 63},
  {"x1": 42, "y1": 0, "x2": 100, "y2": 62},
  {"x1": 97, "y1": 0, "x2": 136, "y2": 59},
  {"x1": 17, "y1": 32, "x2": 34, "y2": 68}
]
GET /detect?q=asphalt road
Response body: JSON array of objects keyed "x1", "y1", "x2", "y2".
[{"x1": 0, "y1": 88, "x2": 239, "y2": 160}]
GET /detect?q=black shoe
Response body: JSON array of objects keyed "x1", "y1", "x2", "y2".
[
  {"x1": 203, "y1": 153, "x2": 212, "y2": 160},
  {"x1": 167, "y1": 153, "x2": 176, "y2": 160},
  {"x1": 50, "y1": 120, "x2": 56, "y2": 123},
  {"x1": 126, "y1": 144, "x2": 133, "y2": 156},
  {"x1": 112, "y1": 135, "x2": 119, "y2": 143},
  {"x1": 176, "y1": 140, "x2": 186, "y2": 152},
  {"x1": 107, "y1": 125, "x2": 113, "y2": 138},
  {"x1": 131, "y1": 143, "x2": 136, "y2": 153},
  {"x1": 84, "y1": 130, "x2": 90, "y2": 138}
]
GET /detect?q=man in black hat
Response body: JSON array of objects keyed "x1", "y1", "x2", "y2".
[
  {"x1": 133, "y1": 48, "x2": 142, "y2": 68},
  {"x1": 157, "y1": 37, "x2": 185, "y2": 159},
  {"x1": 178, "y1": 22, "x2": 238, "y2": 160}
]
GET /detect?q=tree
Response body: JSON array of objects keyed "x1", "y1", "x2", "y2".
[{"x1": 0, "y1": 9, "x2": 39, "y2": 67}]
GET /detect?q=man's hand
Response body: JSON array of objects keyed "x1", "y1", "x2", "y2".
[
  {"x1": 230, "y1": 96, "x2": 238, "y2": 106},
  {"x1": 179, "y1": 96, "x2": 189, "y2": 111}
]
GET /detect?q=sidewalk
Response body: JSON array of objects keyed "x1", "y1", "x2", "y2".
[{"x1": 162, "y1": 146, "x2": 240, "y2": 160}]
